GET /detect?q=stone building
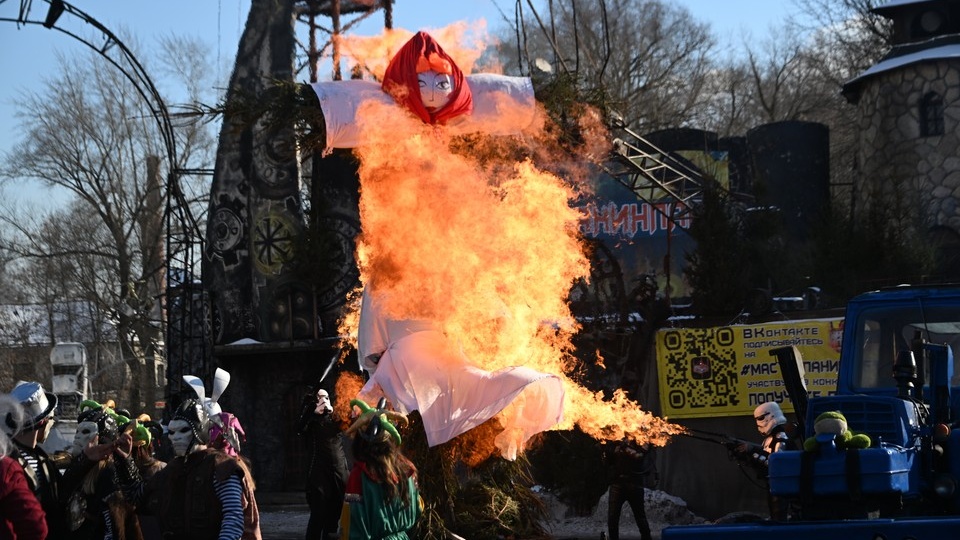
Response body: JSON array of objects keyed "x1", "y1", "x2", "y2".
[{"x1": 842, "y1": 0, "x2": 960, "y2": 277}]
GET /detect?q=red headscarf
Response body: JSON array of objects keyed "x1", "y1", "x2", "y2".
[{"x1": 381, "y1": 31, "x2": 473, "y2": 125}]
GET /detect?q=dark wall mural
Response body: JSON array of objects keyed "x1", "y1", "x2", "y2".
[
  {"x1": 309, "y1": 150, "x2": 362, "y2": 334},
  {"x1": 204, "y1": 0, "x2": 307, "y2": 346}
]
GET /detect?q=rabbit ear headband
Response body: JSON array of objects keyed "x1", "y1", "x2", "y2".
[
  {"x1": 183, "y1": 369, "x2": 247, "y2": 454},
  {"x1": 183, "y1": 367, "x2": 231, "y2": 422},
  {"x1": 345, "y1": 398, "x2": 408, "y2": 445}
]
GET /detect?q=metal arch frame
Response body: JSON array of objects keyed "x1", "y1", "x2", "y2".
[
  {"x1": 2, "y1": 0, "x2": 210, "y2": 396},
  {"x1": 3, "y1": 1, "x2": 178, "y2": 182}
]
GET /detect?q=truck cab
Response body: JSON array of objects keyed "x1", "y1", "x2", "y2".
[
  {"x1": 50, "y1": 341, "x2": 90, "y2": 419},
  {"x1": 784, "y1": 286, "x2": 960, "y2": 516},
  {"x1": 663, "y1": 285, "x2": 960, "y2": 539},
  {"x1": 42, "y1": 342, "x2": 90, "y2": 453},
  {"x1": 838, "y1": 286, "x2": 960, "y2": 402}
]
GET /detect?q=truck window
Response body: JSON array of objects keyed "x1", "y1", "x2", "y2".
[
  {"x1": 857, "y1": 319, "x2": 888, "y2": 388},
  {"x1": 910, "y1": 322, "x2": 960, "y2": 387},
  {"x1": 852, "y1": 304, "x2": 960, "y2": 390}
]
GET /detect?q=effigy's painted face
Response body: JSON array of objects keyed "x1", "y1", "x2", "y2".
[
  {"x1": 168, "y1": 419, "x2": 197, "y2": 456},
  {"x1": 418, "y1": 69, "x2": 454, "y2": 110},
  {"x1": 315, "y1": 390, "x2": 333, "y2": 415},
  {"x1": 72, "y1": 421, "x2": 98, "y2": 455}
]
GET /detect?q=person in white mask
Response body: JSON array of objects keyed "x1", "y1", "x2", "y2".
[
  {"x1": 732, "y1": 401, "x2": 794, "y2": 520},
  {"x1": 61, "y1": 402, "x2": 129, "y2": 538},
  {"x1": 298, "y1": 388, "x2": 348, "y2": 540},
  {"x1": 103, "y1": 397, "x2": 263, "y2": 540}
]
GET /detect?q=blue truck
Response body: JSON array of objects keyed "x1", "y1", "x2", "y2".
[{"x1": 663, "y1": 284, "x2": 960, "y2": 539}]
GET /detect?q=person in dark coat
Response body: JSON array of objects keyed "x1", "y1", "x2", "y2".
[
  {"x1": 731, "y1": 401, "x2": 795, "y2": 520},
  {"x1": 298, "y1": 388, "x2": 348, "y2": 540},
  {"x1": 59, "y1": 402, "x2": 128, "y2": 540},
  {"x1": 601, "y1": 437, "x2": 656, "y2": 540},
  {"x1": 6, "y1": 381, "x2": 69, "y2": 539}
]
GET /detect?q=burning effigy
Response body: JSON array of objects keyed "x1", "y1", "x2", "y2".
[{"x1": 313, "y1": 28, "x2": 683, "y2": 463}]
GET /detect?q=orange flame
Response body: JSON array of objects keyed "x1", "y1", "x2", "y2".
[
  {"x1": 339, "y1": 22, "x2": 492, "y2": 80},
  {"x1": 335, "y1": 29, "x2": 683, "y2": 452},
  {"x1": 334, "y1": 371, "x2": 366, "y2": 431}
]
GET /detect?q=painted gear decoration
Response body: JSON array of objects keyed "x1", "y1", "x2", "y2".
[
  {"x1": 211, "y1": 207, "x2": 244, "y2": 254},
  {"x1": 253, "y1": 210, "x2": 297, "y2": 275}
]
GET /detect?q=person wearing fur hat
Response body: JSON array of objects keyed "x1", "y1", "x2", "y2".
[
  {"x1": 5, "y1": 381, "x2": 69, "y2": 538},
  {"x1": 99, "y1": 397, "x2": 262, "y2": 540},
  {"x1": 341, "y1": 399, "x2": 420, "y2": 540},
  {"x1": 0, "y1": 392, "x2": 48, "y2": 539}
]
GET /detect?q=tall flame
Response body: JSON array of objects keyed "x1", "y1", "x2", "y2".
[
  {"x1": 335, "y1": 27, "x2": 683, "y2": 452},
  {"x1": 339, "y1": 22, "x2": 490, "y2": 80}
]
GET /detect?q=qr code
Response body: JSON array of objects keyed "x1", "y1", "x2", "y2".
[{"x1": 660, "y1": 327, "x2": 739, "y2": 411}]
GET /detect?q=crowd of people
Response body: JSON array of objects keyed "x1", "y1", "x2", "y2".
[
  {"x1": 0, "y1": 377, "x2": 263, "y2": 540},
  {"x1": 1, "y1": 378, "x2": 421, "y2": 540},
  {"x1": 2, "y1": 379, "x2": 799, "y2": 540}
]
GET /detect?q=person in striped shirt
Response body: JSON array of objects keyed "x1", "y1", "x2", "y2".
[
  {"x1": 6, "y1": 381, "x2": 69, "y2": 538},
  {"x1": 91, "y1": 397, "x2": 262, "y2": 540}
]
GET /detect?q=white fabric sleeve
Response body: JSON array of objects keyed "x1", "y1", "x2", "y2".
[
  {"x1": 449, "y1": 74, "x2": 538, "y2": 137},
  {"x1": 309, "y1": 74, "x2": 537, "y2": 153},
  {"x1": 357, "y1": 288, "x2": 388, "y2": 373},
  {"x1": 309, "y1": 80, "x2": 393, "y2": 152}
]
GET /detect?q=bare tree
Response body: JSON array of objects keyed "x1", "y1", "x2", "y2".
[
  {"x1": 0, "y1": 35, "x2": 217, "y2": 410},
  {"x1": 794, "y1": 0, "x2": 892, "y2": 83},
  {"x1": 690, "y1": 59, "x2": 755, "y2": 138},
  {"x1": 789, "y1": 0, "x2": 892, "y2": 207},
  {"x1": 745, "y1": 25, "x2": 824, "y2": 123},
  {"x1": 499, "y1": 0, "x2": 717, "y2": 133}
]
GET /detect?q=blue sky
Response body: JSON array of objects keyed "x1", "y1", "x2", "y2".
[{"x1": 0, "y1": 0, "x2": 798, "y2": 205}]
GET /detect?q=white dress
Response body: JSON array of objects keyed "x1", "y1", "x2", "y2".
[{"x1": 357, "y1": 288, "x2": 565, "y2": 460}]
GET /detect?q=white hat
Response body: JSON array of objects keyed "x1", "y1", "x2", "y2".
[{"x1": 10, "y1": 381, "x2": 57, "y2": 432}]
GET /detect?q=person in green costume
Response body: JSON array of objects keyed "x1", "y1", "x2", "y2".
[{"x1": 341, "y1": 399, "x2": 420, "y2": 540}]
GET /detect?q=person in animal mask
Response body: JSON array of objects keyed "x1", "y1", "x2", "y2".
[
  {"x1": 120, "y1": 413, "x2": 167, "y2": 540},
  {"x1": 340, "y1": 399, "x2": 420, "y2": 540},
  {"x1": 101, "y1": 397, "x2": 263, "y2": 540}
]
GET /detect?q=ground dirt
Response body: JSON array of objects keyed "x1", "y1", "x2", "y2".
[{"x1": 258, "y1": 488, "x2": 707, "y2": 539}]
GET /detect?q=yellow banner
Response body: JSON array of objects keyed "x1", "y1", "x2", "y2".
[{"x1": 656, "y1": 318, "x2": 844, "y2": 418}]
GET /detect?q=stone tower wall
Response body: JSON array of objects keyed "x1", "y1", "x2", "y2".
[{"x1": 855, "y1": 60, "x2": 960, "y2": 233}]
